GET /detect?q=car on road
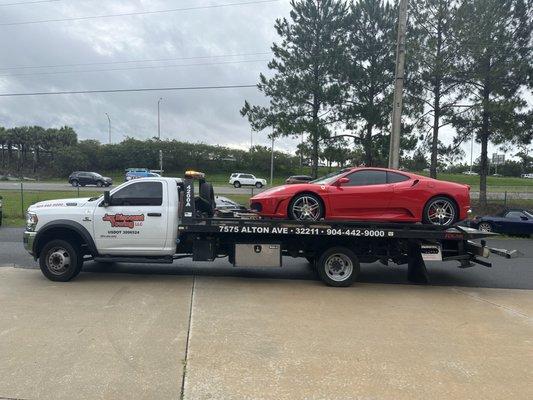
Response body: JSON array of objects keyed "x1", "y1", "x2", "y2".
[
  {"x1": 68, "y1": 171, "x2": 112, "y2": 187},
  {"x1": 470, "y1": 209, "x2": 533, "y2": 235},
  {"x1": 520, "y1": 173, "x2": 533, "y2": 179},
  {"x1": 249, "y1": 167, "x2": 471, "y2": 226},
  {"x1": 462, "y1": 170, "x2": 478, "y2": 176},
  {"x1": 229, "y1": 173, "x2": 267, "y2": 188},
  {"x1": 125, "y1": 170, "x2": 161, "y2": 181},
  {"x1": 285, "y1": 175, "x2": 313, "y2": 184}
]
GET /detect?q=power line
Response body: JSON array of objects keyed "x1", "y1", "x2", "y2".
[
  {"x1": 0, "y1": 0, "x2": 59, "y2": 6},
  {"x1": 0, "y1": 84, "x2": 257, "y2": 97},
  {"x1": 0, "y1": 51, "x2": 271, "y2": 71},
  {"x1": 0, "y1": 0, "x2": 280, "y2": 26},
  {"x1": 0, "y1": 58, "x2": 269, "y2": 77}
]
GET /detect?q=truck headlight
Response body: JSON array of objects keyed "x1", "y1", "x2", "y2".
[{"x1": 26, "y1": 212, "x2": 38, "y2": 232}]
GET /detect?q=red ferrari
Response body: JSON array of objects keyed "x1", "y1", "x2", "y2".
[{"x1": 250, "y1": 167, "x2": 470, "y2": 226}]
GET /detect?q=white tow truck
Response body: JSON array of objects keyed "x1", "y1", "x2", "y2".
[{"x1": 23, "y1": 173, "x2": 516, "y2": 286}]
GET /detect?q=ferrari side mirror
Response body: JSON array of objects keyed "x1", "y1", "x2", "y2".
[{"x1": 336, "y1": 177, "x2": 350, "y2": 186}]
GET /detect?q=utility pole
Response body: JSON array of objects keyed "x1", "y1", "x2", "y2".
[
  {"x1": 270, "y1": 136, "x2": 274, "y2": 186},
  {"x1": 105, "y1": 113, "x2": 111, "y2": 144},
  {"x1": 469, "y1": 134, "x2": 474, "y2": 173},
  {"x1": 388, "y1": 0, "x2": 408, "y2": 169},
  {"x1": 157, "y1": 97, "x2": 163, "y2": 175}
]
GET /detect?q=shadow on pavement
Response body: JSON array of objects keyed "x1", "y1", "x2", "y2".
[{"x1": 79, "y1": 256, "x2": 533, "y2": 290}]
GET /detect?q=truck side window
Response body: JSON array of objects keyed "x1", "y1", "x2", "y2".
[{"x1": 111, "y1": 182, "x2": 163, "y2": 206}]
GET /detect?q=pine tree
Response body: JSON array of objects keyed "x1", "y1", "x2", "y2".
[
  {"x1": 410, "y1": 0, "x2": 462, "y2": 178},
  {"x1": 241, "y1": 0, "x2": 348, "y2": 178},
  {"x1": 452, "y1": 0, "x2": 532, "y2": 209}
]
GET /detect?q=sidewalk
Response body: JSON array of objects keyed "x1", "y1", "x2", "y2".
[{"x1": 0, "y1": 268, "x2": 532, "y2": 400}]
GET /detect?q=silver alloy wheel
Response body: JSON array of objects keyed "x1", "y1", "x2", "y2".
[
  {"x1": 46, "y1": 247, "x2": 71, "y2": 275},
  {"x1": 291, "y1": 196, "x2": 321, "y2": 221},
  {"x1": 324, "y1": 253, "x2": 353, "y2": 282},
  {"x1": 478, "y1": 222, "x2": 492, "y2": 232},
  {"x1": 427, "y1": 199, "x2": 455, "y2": 226}
]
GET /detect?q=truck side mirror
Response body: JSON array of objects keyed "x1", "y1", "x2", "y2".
[{"x1": 103, "y1": 191, "x2": 111, "y2": 207}]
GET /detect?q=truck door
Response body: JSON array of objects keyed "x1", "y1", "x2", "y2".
[{"x1": 92, "y1": 180, "x2": 168, "y2": 255}]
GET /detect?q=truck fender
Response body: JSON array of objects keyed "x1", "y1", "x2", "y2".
[{"x1": 34, "y1": 220, "x2": 98, "y2": 258}]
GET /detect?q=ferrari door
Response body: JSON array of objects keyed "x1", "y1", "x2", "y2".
[{"x1": 328, "y1": 170, "x2": 393, "y2": 220}]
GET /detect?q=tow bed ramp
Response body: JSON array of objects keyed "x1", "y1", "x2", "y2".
[{"x1": 177, "y1": 178, "x2": 514, "y2": 285}]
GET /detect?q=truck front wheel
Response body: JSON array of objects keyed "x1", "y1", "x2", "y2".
[
  {"x1": 316, "y1": 247, "x2": 360, "y2": 287},
  {"x1": 39, "y1": 239, "x2": 83, "y2": 282}
]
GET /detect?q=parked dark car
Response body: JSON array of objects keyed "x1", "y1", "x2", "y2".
[
  {"x1": 471, "y1": 209, "x2": 533, "y2": 236},
  {"x1": 285, "y1": 175, "x2": 313, "y2": 184},
  {"x1": 68, "y1": 171, "x2": 112, "y2": 187}
]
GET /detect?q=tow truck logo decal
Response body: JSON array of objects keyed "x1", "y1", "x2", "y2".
[{"x1": 103, "y1": 213, "x2": 144, "y2": 229}]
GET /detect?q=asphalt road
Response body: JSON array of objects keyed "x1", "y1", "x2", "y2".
[
  {"x1": 0, "y1": 181, "x2": 264, "y2": 196},
  {"x1": 1, "y1": 227, "x2": 531, "y2": 290}
]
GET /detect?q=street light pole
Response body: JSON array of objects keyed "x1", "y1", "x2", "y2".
[
  {"x1": 157, "y1": 97, "x2": 163, "y2": 175},
  {"x1": 105, "y1": 113, "x2": 111, "y2": 144}
]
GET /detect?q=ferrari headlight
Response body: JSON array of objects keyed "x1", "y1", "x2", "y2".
[{"x1": 26, "y1": 212, "x2": 38, "y2": 232}]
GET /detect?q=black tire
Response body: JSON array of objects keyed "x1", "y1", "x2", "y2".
[
  {"x1": 255, "y1": 182, "x2": 263, "y2": 188},
  {"x1": 233, "y1": 181, "x2": 241, "y2": 188},
  {"x1": 96, "y1": 181, "x2": 103, "y2": 187},
  {"x1": 39, "y1": 239, "x2": 83, "y2": 282},
  {"x1": 316, "y1": 247, "x2": 360, "y2": 287},
  {"x1": 71, "y1": 180, "x2": 79, "y2": 187},
  {"x1": 422, "y1": 196, "x2": 458, "y2": 227},
  {"x1": 288, "y1": 193, "x2": 324, "y2": 221}
]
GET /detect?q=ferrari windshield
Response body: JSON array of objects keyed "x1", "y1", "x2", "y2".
[{"x1": 310, "y1": 168, "x2": 352, "y2": 185}]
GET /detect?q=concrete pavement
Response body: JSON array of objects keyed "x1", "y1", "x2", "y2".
[
  {"x1": 1, "y1": 230, "x2": 532, "y2": 399},
  {"x1": 0, "y1": 268, "x2": 531, "y2": 400}
]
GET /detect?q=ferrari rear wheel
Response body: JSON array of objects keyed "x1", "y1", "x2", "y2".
[
  {"x1": 288, "y1": 193, "x2": 324, "y2": 221},
  {"x1": 423, "y1": 197, "x2": 457, "y2": 227}
]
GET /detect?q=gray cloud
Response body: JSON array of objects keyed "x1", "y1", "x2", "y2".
[{"x1": 0, "y1": 0, "x2": 294, "y2": 150}]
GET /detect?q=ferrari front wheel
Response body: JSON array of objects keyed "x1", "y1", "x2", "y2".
[
  {"x1": 423, "y1": 197, "x2": 458, "y2": 227},
  {"x1": 288, "y1": 193, "x2": 324, "y2": 221}
]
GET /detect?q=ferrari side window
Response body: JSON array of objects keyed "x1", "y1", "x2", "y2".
[
  {"x1": 345, "y1": 170, "x2": 387, "y2": 186},
  {"x1": 387, "y1": 172, "x2": 410, "y2": 183}
]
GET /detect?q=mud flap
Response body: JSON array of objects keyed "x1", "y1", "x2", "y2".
[{"x1": 407, "y1": 242, "x2": 429, "y2": 284}]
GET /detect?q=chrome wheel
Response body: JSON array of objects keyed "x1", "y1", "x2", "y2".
[
  {"x1": 478, "y1": 222, "x2": 492, "y2": 232},
  {"x1": 426, "y1": 199, "x2": 455, "y2": 226},
  {"x1": 324, "y1": 253, "x2": 353, "y2": 282},
  {"x1": 291, "y1": 196, "x2": 322, "y2": 221},
  {"x1": 46, "y1": 247, "x2": 71, "y2": 275}
]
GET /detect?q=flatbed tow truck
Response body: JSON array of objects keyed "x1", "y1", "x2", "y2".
[{"x1": 23, "y1": 174, "x2": 518, "y2": 286}]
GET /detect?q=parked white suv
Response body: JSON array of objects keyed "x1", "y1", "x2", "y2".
[{"x1": 229, "y1": 173, "x2": 267, "y2": 188}]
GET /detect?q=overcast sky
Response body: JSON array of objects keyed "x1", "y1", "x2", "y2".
[
  {"x1": 0, "y1": 0, "x2": 530, "y2": 163},
  {"x1": 0, "y1": 0, "x2": 298, "y2": 150}
]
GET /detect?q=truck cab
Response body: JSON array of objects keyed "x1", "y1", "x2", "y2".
[{"x1": 24, "y1": 178, "x2": 183, "y2": 280}]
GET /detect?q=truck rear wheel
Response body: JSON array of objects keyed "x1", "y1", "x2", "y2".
[
  {"x1": 39, "y1": 239, "x2": 83, "y2": 282},
  {"x1": 316, "y1": 247, "x2": 360, "y2": 287}
]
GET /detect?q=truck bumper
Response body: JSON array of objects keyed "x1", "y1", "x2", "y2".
[{"x1": 23, "y1": 231, "x2": 36, "y2": 256}]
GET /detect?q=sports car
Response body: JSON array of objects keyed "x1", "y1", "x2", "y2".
[
  {"x1": 249, "y1": 167, "x2": 471, "y2": 226},
  {"x1": 470, "y1": 209, "x2": 533, "y2": 235}
]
